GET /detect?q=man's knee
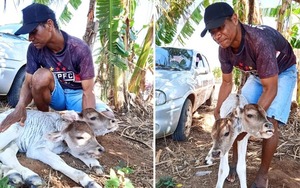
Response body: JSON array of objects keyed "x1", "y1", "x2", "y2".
[{"x1": 31, "y1": 68, "x2": 54, "y2": 91}]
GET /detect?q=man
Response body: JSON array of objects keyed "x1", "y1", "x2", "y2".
[
  {"x1": 0, "y1": 3, "x2": 112, "y2": 132},
  {"x1": 201, "y1": 2, "x2": 297, "y2": 188}
]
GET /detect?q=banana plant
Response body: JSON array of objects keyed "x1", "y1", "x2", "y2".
[
  {"x1": 128, "y1": 16, "x2": 153, "y2": 94},
  {"x1": 155, "y1": 0, "x2": 209, "y2": 46}
]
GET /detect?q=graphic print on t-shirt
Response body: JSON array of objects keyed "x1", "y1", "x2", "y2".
[{"x1": 51, "y1": 61, "x2": 81, "y2": 84}]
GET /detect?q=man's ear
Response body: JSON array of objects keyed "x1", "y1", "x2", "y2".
[
  {"x1": 46, "y1": 19, "x2": 54, "y2": 30},
  {"x1": 231, "y1": 13, "x2": 239, "y2": 25}
]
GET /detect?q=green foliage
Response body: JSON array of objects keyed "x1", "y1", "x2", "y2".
[
  {"x1": 212, "y1": 67, "x2": 222, "y2": 80},
  {"x1": 290, "y1": 25, "x2": 300, "y2": 48},
  {"x1": 104, "y1": 168, "x2": 134, "y2": 188},
  {"x1": 155, "y1": 0, "x2": 204, "y2": 46},
  {"x1": 0, "y1": 176, "x2": 14, "y2": 188},
  {"x1": 156, "y1": 176, "x2": 177, "y2": 188},
  {"x1": 115, "y1": 160, "x2": 134, "y2": 175},
  {"x1": 233, "y1": 67, "x2": 241, "y2": 87},
  {"x1": 96, "y1": 0, "x2": 131, "y2": 70},
  {"x1": 104, "y1": 161, "x2": 134, "y2": 188}
]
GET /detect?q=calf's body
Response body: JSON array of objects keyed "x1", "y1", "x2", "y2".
[
  {"x1": 0, "y1": 108, "x2": 118, "y2": 188},
  {"x1": 206, "y1": 94, "x2": 274, "y2": 188}
]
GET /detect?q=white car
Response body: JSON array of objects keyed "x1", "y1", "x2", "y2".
[
  {"x1": 155, "y1": 46, "x2": 215, "y2": 141},
  {"x1": 0, "y1": 24, "x2": 29, "y2": 107}
]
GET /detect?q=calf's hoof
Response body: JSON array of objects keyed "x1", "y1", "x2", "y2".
[
  {"x1": 85, "y1": 181, "x2": 102, "y2": 188},
  {"x1": 92, "y1": 166, "x2": 104, "y2": 175},
  {"x1": 8, "y1": 173, "x2": 24, "y2": 187},
  {"x1": 25, "y1": 175, "x2": 45, "y2": 188},
  {"x1": 204, "y1": 156, "x2": 213, "y2": 165}
]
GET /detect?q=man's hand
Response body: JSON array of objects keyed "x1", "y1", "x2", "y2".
[
  {"x1": 0, "y1": 108, "x2": 27, "y2": 132},
  {"x1": 214, "y1": 108, "x2": 220, "y2": 120}
]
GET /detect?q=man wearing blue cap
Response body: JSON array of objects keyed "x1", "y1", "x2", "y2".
[
  {"x1": 0, "y1": 3, "x2": 113, "y2": 132},
  {"x1": 202, "y1": 2, "x2": 297, "y2": 188}
]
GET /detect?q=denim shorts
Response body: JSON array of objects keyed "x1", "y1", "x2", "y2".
[
  {"x1": 50, "y1": 75, "x2": 111, "y2": 112},
  {"x1": 241, "y1": 64, "x2": 297, "y2": 125}
]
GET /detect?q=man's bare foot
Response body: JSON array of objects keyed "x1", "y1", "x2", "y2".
[
  {"x1": 250, "y1": 175, "x2": 269, "y2": 188},
  {"x1": 226, "y1": 166, "x2": 237, "y2": 183}
]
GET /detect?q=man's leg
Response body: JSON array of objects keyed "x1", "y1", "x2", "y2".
[
  {"x1": 252, "y1": 118, "x2": 279, "y2": 188},
  {"x1": 31, "y1": 68, "x2": 55, "y2": 111}
]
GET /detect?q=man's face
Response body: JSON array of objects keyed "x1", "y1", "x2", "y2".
[
  {"x1": 28, "y1": 22, "x2": 51, "y2": 49},
  {"x1": 209, "y1": 15, "x2": 238, "y2": 49}
]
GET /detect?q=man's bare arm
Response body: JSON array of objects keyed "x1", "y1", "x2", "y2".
[
  {"x1": 258, "y1": 75, "x2": 278, "y2": 111},
  {"x1": 81, "y1": 78, "x2": 96, "y2": 110},
  {"x1": 0, "y1": 73, "x2": 33, "y2": 132},
  {"x1": 214, "y1": 73, "x2": 233, "y2": 119}
]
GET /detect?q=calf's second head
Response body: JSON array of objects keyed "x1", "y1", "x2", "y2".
[
  {"x1": 240, "y1": 104, "x2": 274, "y2": 139},
  {"x1": 60, "y1": 108, "x2": 118, "y2": 136}
]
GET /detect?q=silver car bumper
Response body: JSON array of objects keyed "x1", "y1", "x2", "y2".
[{"x1": 155, "y1": 97, "x2": 185, "y2": 138}]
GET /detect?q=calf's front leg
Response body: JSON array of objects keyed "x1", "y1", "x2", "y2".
[
  {"x1": 236, "y1": 134, "x2": 250, "y2": 188},
  {"x1": 216, "y1": 152, "x2": 229, "y2": 188},
  {"x1": 0, "y1": 142, "x2": 43, "y2": 187},
  {"x1": 69, "y1": 151, "x2": 104, "y2": 175},
  {"x1": 27, "y1": 148, "x2": 102, "y2": 188}
]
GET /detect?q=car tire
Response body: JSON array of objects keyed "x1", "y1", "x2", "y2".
[
  {"x1": 205, "y1": 86, "x2": 215, "y2": 106},
  {"x1": 172, "y1": 99, "x2": 193, "y2": 141},
  {"x1": 7, "y1": 67, "x2": 25, "y2": 107}
]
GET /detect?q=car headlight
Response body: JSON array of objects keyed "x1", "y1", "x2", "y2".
[{"x1": 155, "y1": 90, "x2": 166, "y2": 106}]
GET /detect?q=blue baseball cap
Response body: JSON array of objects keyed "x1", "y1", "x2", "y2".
[
  {"x1": 201, "y1": 2, "x2": 234, "y2": 37},
  {"x1": 15, "y1": 3, "x2": 56, "y2": 35}
]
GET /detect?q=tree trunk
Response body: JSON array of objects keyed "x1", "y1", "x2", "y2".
[
  {"x1": 277, "y1": 0, "x2": 292, "y2": 33},
  {"x1": 248, "y1": 0, "x2": 254, "y2": 24},
  {"x1": 113, "y1": 66, "x2": 125, "y2": 111},
  {"x1": 83, "y1": 0, "x2": 97, "y2": 50}
]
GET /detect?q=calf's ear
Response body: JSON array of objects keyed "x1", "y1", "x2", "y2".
[
  {"x1": 46, "y1": 131, "x2": 65, "y2": 142},
  {"x1": 100, "y1": 110, "x2": 115, "y2": 120},
  {"x1": 59, "y1": 110, "x2": 80, "y2": 121},
  {"x1": 233, "y1": 106, "x2": 243, "y2": 117}
]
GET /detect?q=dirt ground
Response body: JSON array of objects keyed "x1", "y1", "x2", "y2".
[
  {"x1": 0, "y1": 98, "x2": 153, "y2": 188},
  {"x1": 156, "y1": 104, "x2": 300, "y2": 188}
]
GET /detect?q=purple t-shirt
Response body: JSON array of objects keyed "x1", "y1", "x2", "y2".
[
  {"x1": 219, "y1": 24, "x2": 296, "y2": 79},
  {"x1": 26, "y1": 31, "x2": 94, "y2": 89}
]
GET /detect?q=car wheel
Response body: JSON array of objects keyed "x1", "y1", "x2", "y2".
[
  {"x1": 205, "y1": 86, "x2": 215, "y2": 106},
  {"x1": 7, "y1": 67, "x2": 25, "y2": 107},
  {"x1": 172, "y1": 99, "x2": 193, "y2": 141}
]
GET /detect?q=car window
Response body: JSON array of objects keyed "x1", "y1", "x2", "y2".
[
  {"x1": 201, "y1": 55, "x2": 211, "y2": 72},
  {"x1": 156, "y1": 47, "x2": 193, "y2": 71},
  {"x1": 0, "y1": 24, "x2": 28, "y2": 39}
]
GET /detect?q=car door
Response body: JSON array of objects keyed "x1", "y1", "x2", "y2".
[{"x1": 193, "y1": 53, "x2": 213, "y2": 109}]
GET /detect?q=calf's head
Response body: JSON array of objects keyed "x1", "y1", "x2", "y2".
[
  {"x1": 240, "y1": 104, "x2": 274, "y2": 139},
  {"x1": 210, "y1": 118, "x2": 238, "y2": 159},
  {"x1": 60, "y1": 108, "x2": 118, "y2": 136},
  {"x1": 48, "y1": 120, "x2": 105, "y2": 158}
]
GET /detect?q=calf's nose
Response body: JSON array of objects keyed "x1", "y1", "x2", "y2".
[
  {"x1": 264, "y1": 122, "x2": 273, "y2": 129},
  {"x1": 212, "y1": 150, "x2": 221, "y2": 158},
  {"x1": 97, "y1": 146, "x2": 105, "y2": 153}
]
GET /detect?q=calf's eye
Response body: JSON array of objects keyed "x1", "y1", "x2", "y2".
[
  {"x1": 76, "y1": 136, "x2": 84, "y2": 140},
  {"x1": 90, "y1": 117, "x2": 97, "y2": 120},
  {"x1": 224, "y1": 132, "x2": 229, "y2": 137},
  {"x1": 247, "y1": 114, "x2": 253, "y2": 118}
]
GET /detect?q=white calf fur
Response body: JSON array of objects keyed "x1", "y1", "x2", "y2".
[
  {"x1": 0, "y1": 108, "x2": 118, "y2": 188},
  {"x1": 206, "y1": 94, "x2": 274, "y2": 188}
]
